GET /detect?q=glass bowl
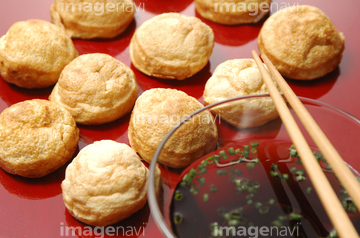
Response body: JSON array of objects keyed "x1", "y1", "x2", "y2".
[{"x1": 147, "y1": 94, "x2": 360, "y2": 238}]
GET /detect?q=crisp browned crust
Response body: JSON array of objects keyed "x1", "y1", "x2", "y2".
[
  {"x1": 0, "y1": 19, "x2": 78, "y2": 88},
  {"x1": 129, "y1": 13, "x2": 214, "y2": 80},
  {"x1": 62, "y1": 140, "x2": 151, "y2": 226},
  {"x1": 50, "y1": 0, "x2": 135, "y2": 39},
  {"x1": 195, "y1": 0, "x2": 271, "y2": 25},
  {"x1": 0, "y1": 99, "x2": 79, "y2": 178},
  {"x1": 203, "y1": 59, "x2": 278, "y2": 128},
  {"x1": 258, "y1": 5, "x2": 345, "y2": 80},
  {"x1": 49, "y1": 53, "x2": 138, "y2": 125},
  {"x1": 128, "y1": 88, "x2": 218, "y2": 168}
]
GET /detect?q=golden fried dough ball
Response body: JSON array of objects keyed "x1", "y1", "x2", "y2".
[
  {"x1": 130, "y1": 13, "x2": 214, "y2": 80},
  {"x1": 49, "y1": 53, "x2": 138, "y2": 125},
  {"x1": 0, "y1": 99, "x2": 79, "y2": 178},
  {"x1": 203, "y1": 59, "x2": 278, "y2": 128},
  {"x1": 258, "y1": 5, "x2": 345, "y2": 80},
  {"x1": 0, "y1": 19, "x2": 77, "y2": 88}
]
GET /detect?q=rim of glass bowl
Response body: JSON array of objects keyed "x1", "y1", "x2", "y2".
[{"x1": 147, "y1": 94, "x2": 360, "y2": 238}]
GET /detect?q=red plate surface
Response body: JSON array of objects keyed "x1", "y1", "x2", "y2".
[{"x1": 0, "y1": 0, "x2": 360, "y2": 237}]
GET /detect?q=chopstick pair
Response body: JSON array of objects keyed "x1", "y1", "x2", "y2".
[{"x1": 251, "y1": 50, "x2": 360, "y2": 238}]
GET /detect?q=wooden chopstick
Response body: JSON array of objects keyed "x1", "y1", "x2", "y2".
[
  {"x1": 260, "y1": 53, "x2": 360, "y2": 210},
  {"x1": 251, "y1": 50, "x2": 359, "y2": 238}
]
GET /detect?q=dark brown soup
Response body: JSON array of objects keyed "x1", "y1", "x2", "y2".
[{"x1": 170, "y1": 140, "x2": 360, "y2": 238}]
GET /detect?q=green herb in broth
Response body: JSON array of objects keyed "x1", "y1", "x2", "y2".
[{"x1": 170, "y1": 141, "x2": 360, "y2": 238}]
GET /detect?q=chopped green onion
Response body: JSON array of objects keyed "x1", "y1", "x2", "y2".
[
  {"x1": 253, "y1": 182, "x2": 261, "y2": 189},
  {"x1": 210, "y1": 185, "x2": 218, "y2": 193},
  {"x1": 213, "y1": 155, "x2": 220, "y2": 163},
  {"x1": 201, "y1": 160, "x2": 208, "y2": 168},
  {"x1": 282, "y1": 173, "x2": 289, "y2": 181},
  {"x1": 244, "y1": 145, "x2": 250, "y2": 159},
  {"x1": 306, "y1": 187, "x2": 312, "y2": 194},
  {"x1": 205, "y1": 156, "x2": 214, "y2": 164},
  {"x1": 219, "y1": 150, "x2": 228, "y2": 160},
  {"x1": 295, "y1": 170, "x2": 305, "y2": 176},
  {"x1": 251, "y1": 148, "x2": 258, "y2": 154},
  {"x1": 189, "y1": 168, "x2": 197, "y2": 177},
  {"x1": 228, "y1": 147, "x2": 236, "y2": 155},
  {"x1": 190, "y1": 184, "x2": 198, "y2": 195},
  {"x1": 203, "y1": 193, "x2": 209, "y2": 202},
  {"x1": 241, "y1": 178, "x2": 249, "y2": 184},
  {"x1": 250, "y1": 142, "x2": 259, "y2": 147},
  {"x1": 270, "y1": 170, "x2": 278, "y2": 178},
  {"x1": 296, "y1": 159, "x2": 302, "y2": 165},
  {"x1": 325, "y1": 165, "x2": 332, "y2": 172},
  {"x1": 231, "y1": 212, "x2": 242, "y2": 220},
  {"x1": 271, "y1": 220, "x2": 283, "y2": 227},
  {"x1": 289, "y1": 149, "x2": 298, "y2": 158},
  {"x1": 289, "y1": 212, "x2": 303, "y2": 221},
  {"x1": 174, "y1": 191, "x2": 183, "y2": 201},
  {"x1": 217, "y1": 169, "x2": 227, "y2": 176},
  {"x1": 269, "y1": 165, "x2": 289, "y2": 181},
  {"x1": 328, "y1": 229, "x2": 338, "y2": 238},
  {"x1": 241, "y1": 184, "x2": 248, "y2": 191},
  {"x1": 224, "y1": 213, "x2": 231, "y2": 221},
  {"x1": 198, "y1": 177, "x2": 206, "y2": 186},
  {"x1": 247, "y1": 162, "x2": 255, "y2": 170},
  {"x1": 235, "y1": 149, "x2": 243, "y2": 155},
  {"x1": 174, "y1": 214, "x2": 183, "y2": 225},
  {"x1": 290, "y1": 167, "x2": 297, "y2": 173},
  {"x1": 313, "y1": 152, "x2": 323, "y2": 162},
  {"x1": 296, "y1": 175, "x2": 306, "y2": 182},
  {"x1": 228, "y1": 219, "x2": 239, "y2": 226},
  {"x1": 247, "y1": 187, "x2": 255, "y2": 193},
  {"x1": 182, "y1": 174, "x2": 194, "y2": 185},
  {"x1": 199, "y1": 167, "x2": 207, "y2": 175},
  {"x1": 269, "y1": 199, "x2": 275, "y2": 205},
  {"x1": 342, "y1": 198, "x2": 357, "y2": 213},
  {"x1": 247, "y1": 200, "x2": 253, "y2": 205},
  {"x1": 259, "y1": 206, "x2": 270, "y2": 214},
  {"x1": 180, "y1": 181, "x2": 186, "y2": 187},
  {"x1": 255, "y1": 202, "x2": 262, "y2": 209}
]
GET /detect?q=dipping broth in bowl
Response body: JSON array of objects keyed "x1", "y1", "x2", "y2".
[
  {"x1": 170, "y1": 140, "x2": 360, "y2": 238},
  {"x1": 147, "y1": 95, "x2": 360, "y2": 238}
]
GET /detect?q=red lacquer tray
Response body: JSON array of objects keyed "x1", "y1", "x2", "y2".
[{"x1": 1, "y1": 0, "x2": 360, "y2": 237}]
